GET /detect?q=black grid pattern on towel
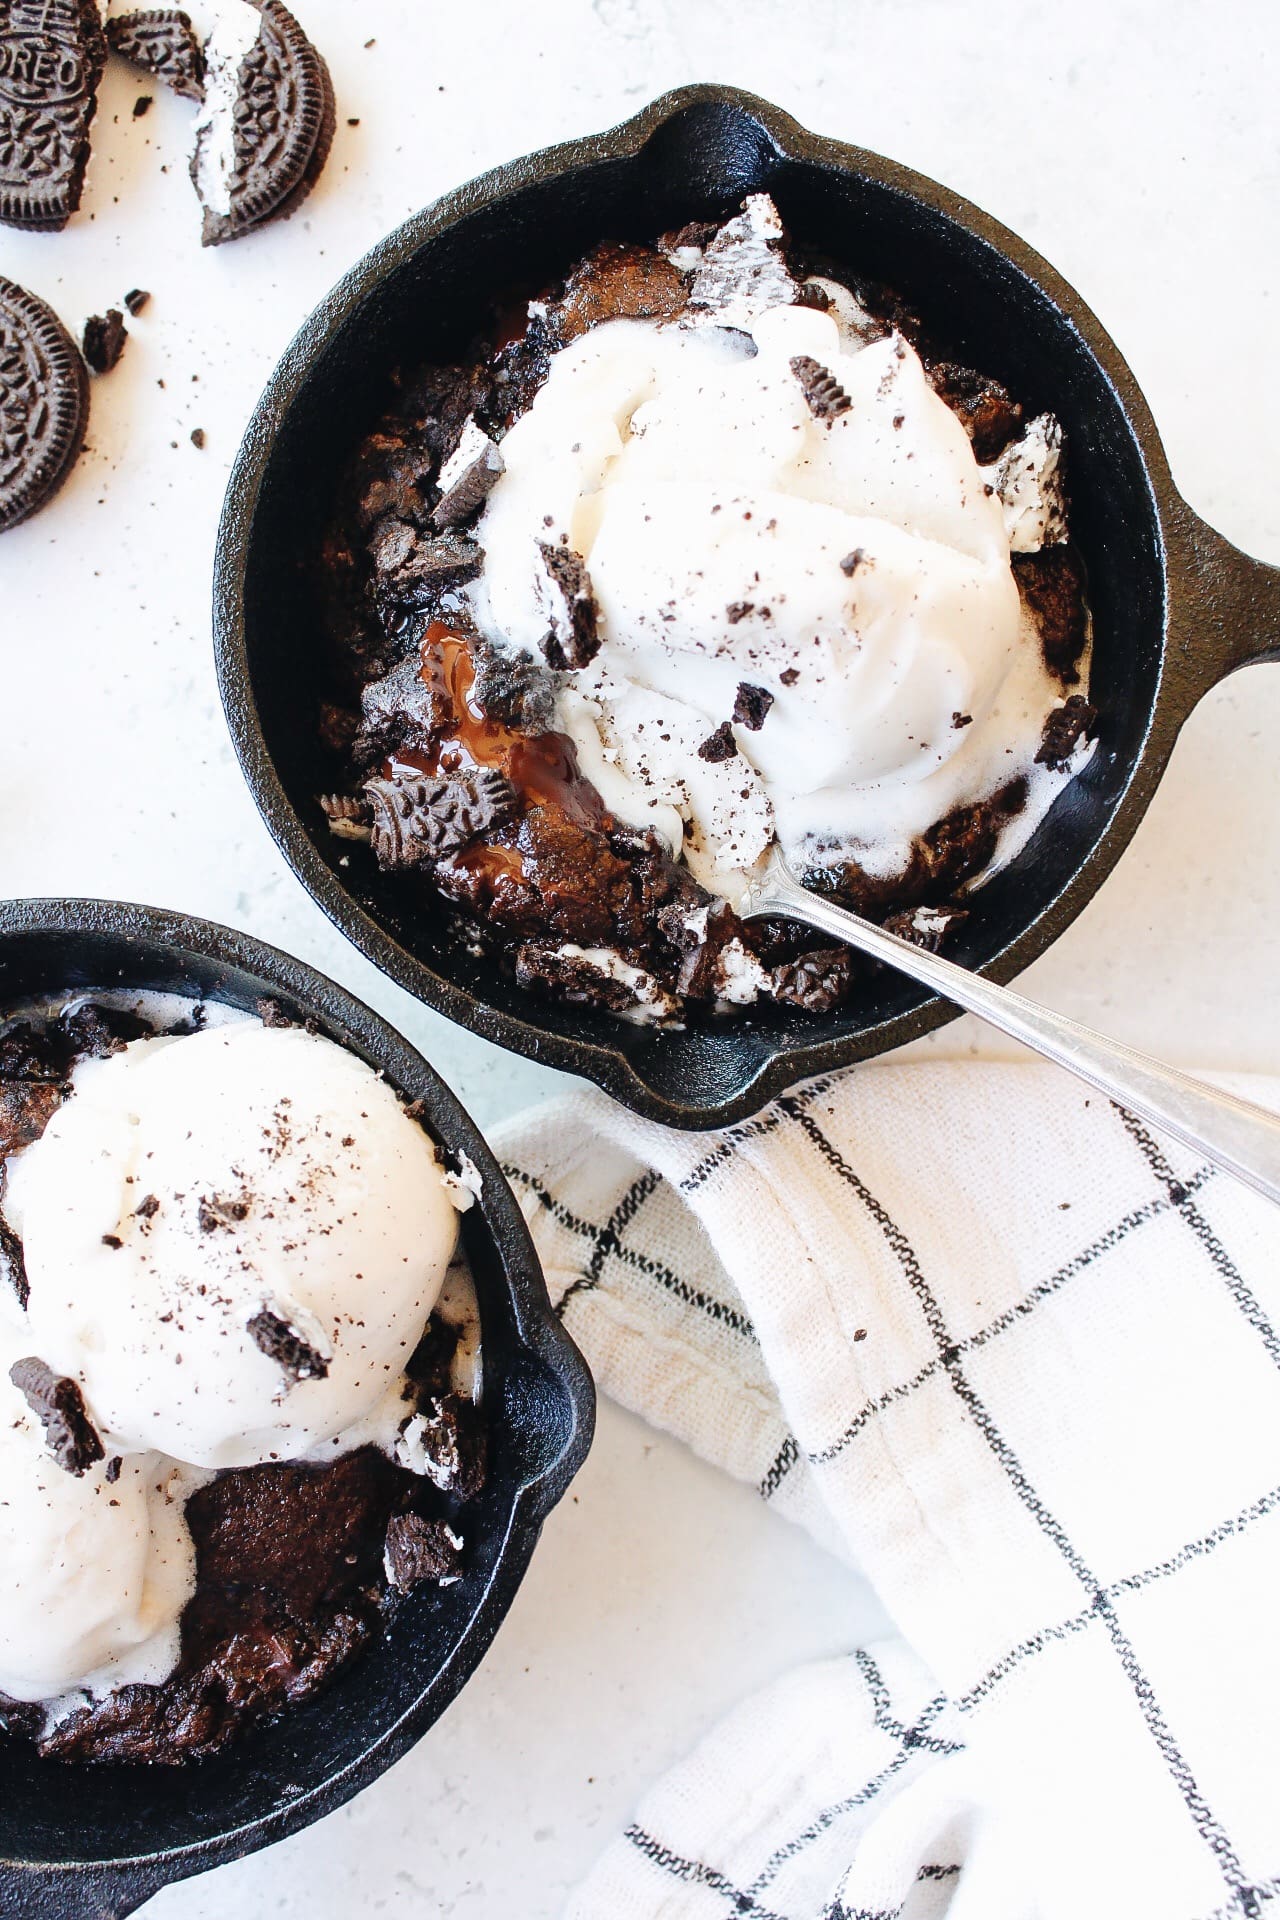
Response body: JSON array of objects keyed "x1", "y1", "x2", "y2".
[
  {"x1": 625, "y1": 1651, "x2": 960, "y2": 1920},
  {"x1": 823, "y1": 1864, "x2": 962, "y2": 1920},
  {"x1": 780, "y1": 1101, "x2": 1266, "y2": 1914}
]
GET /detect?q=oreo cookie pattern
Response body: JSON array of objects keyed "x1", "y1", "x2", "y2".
[
  {"x1": 0, "y1": 0, "x2": 107, "y2": 231},
  {"x1": 106, "y1": 8, "x2": 205, "y2": 102},
  {"x1": 0, "y1": 277, "x2": 88, "y2": 532},
  {"x1": 191, "y1": 0, "x2": 334, "y2": 247}
]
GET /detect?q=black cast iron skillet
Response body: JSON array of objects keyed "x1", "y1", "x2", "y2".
[
  {"x1": 0, "y1": 898, "x2": 594, "y2": 1919},
  {"x1": 214, "y1": 84, "x2": 1280, "y2": 1130}
]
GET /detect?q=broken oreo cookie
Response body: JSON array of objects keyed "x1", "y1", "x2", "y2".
[
  {"x1": 82, "y1": 307, "x2": 127, "y2": 374},
  {"x1": 384, "y1": 1512, "x2": 463, "y2": 1592},
  {"x1": 191, "y1": 0, "x2": 334, "y2": 248},
  {"x1": 9, "y1": 1355, "x2": 104, "y2": 1475},
  {"x1": 0, "y1": 0, "x2": 106, "y2": 232},
  {"x1": 247, "y1": 1305, "x2": 330, "y2": 1386},
  {"x1": 0, "y1": 276, "x2": 89, "y2": 533},
  {"x1": 106, "y1": 8, "x2": 205, "y2": 101},
  {"x1": 537, "y1": 541, "x2": 600, "y2": 670},
  {"x1": 365, "y1": 767, "x2": 516, "y2": 870}
]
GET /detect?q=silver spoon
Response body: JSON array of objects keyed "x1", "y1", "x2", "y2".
[{"x1": 742, "y1": 847, "x2": 1280, "y2": 1208}]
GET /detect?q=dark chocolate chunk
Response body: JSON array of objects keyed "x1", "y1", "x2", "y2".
[
  {"x1": 790, "y1": 354, "x2": 851, "y2": 423},
  {"x1": 0, "y1": 1214, "x2": 28, "y2": 1309},
  {"x1": 779, "y1": 666, "x2": 800, "y2": 687},
  {"x1": 365, "y1": 767, "x2": 516, "y2": 870},
  {"x1": 697, "y1": 720, "x2": 737, "y2": 763},
  {"x1": 927, "y1": 360, "x2": 1024, "y2": 463},
  {"x1": 131, "y1": 91, "x2": 151, "y2": 115},
  {"x1": 429, "y1": 419, "x2": 504, "y2": 529},
  {"x1": 537, "y1": 541, "x2": 600, "y2": 671},
  {"x1": 725, "y1": 601, "x2": 754, "y2": 624},
  {"x1": 191, "y1": 0, "x2": 334, "y2": 248},
  {"x1": 882, "y1": 904, "x2": 969, "y2": 953},
  {"x1": 732, "y1": 682, "x2": 774, "y2": 731},
  {"x1": 1036, "y1": 694, "x2": 1096, "y2": 770},
  {"x1": 9, "y1": 1356, "x2": 104, "y2": 1475},
  {"x1": 197, "y1": 1192, "x2": 249, "y2": 1233},
  {"x1": 123, "y1": 287, "x2": 150, "y2": 316},
  {"x1": 247, "y1": 1306, "x2": 330, "y2": 1386},
  {"x1": 0, "y1": 276, "x2": 89, "y2": 533},
  {"x1": 190, "y1": 426, "x2": 205, "y2": 449},
  {"x1": 769, "y1": 947, "x2": 855, "y2": 1014},
  {"x1": 0, "y1": 0, "x2": 107, "y2": 233},
  {"x1": 105, "y1": 8, "x2": 205, "y2": 101},
  {"x1": 1013, "y1": 546, "x2": 1089, "y2": 684},
  {"x1": 384, "y1": 1512, "x2": 462, "y2": 1591},
  {"x1": 82, "y1": 307, "x2": 127, "y2": 374}
]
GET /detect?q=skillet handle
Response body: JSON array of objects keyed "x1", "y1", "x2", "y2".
[
  {"x1": 0, "y1": 1863, "x2": 169, "y2": 1918},
  {"x1": 1165, "y1": 498, "x2": 1280, "y2": 713}
]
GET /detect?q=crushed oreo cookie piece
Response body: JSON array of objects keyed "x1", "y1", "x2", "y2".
[
  {"x1": 790, "y1": 355, "x2": 852, "y2": 423},
  {"x1": 365, "y1": 767, "x2": 516, "y2": 869},
  {"x1": 82, "y1": 308, "x2": 127, "y2": 374},
  {"x1": 514, "y1": 943, "x2": 676, "y2": 1021},
  {"x1": 793, "y1": 280, "x2": 832, "y2": 311},
  {"x1": 370, "y1": 523, "x2": 481, "y2": 613},
  {"x1": 779, "y1": 666, "x2": 800, "y2": 687},
  {"x1": 0, "y1": 0, "x2": 107, "y2": 232},
  {"x1": 384, "y1": 1512, "x2": 463, "y2": 1591},
  {"x1": 471, "y1": 640, "x2": 557, "y2": 734},
  {"x1": 1013, "y1": 546, "x2": 1089, "y2": 683},
  {"x1": 927, "y1": 360, "x2": 1023, "y2": 463},
  {"x1": 537, "y1": 541, "x2": 600, "y2": 670},
  {"x1": 254, "y1": 996, "x2": 295, "y2": 1029},
  {"x1": 769, "y1": 947, "x2": 855, "y2": 1014},
  {"x1": 839, "y1": 549, "x2": 865, "y2": 577},
  {"x1": 882, "y1": 903, "x2": 969, "y2": 953},
  {"x1": 132, "y1": 92, "x2": 151, "y2": 115},
  {"x1": 430, "y1": 418, "x2": 504, "y2": 530},
  {"x1": 1036, "y1": 694, "x2": 1096, "y2": 770},
  {"x1": 697, "y1": 720, "x2": 737, "y2": 763},
  {"x1": 9, "y1": 1356, "x2": 104, "y2": 1475},
  {"x1": 732, "y1": 682, "x2": 774, "y2": 731},
  {"x1": 123, "y1": 287, "x2": 150, "y2": 316},
  {"x1": 687, "y1": 194, "x2": 795, "y2": 327},
  {"x1": 104, "y1": 1455, "x2": 122, "y2": 1484},
  {"x1": 0, "y1": 1214, "x2": 29, "y2": 1309},
  {"x1": 197, "y1": 1193, "x2": 249, "y2": 1233},
  {"x1": 247, "y1": 1306, "x2": 330, "y2": 1386},
  {"x1": 106, "y1": 8, "x2": 205, "y2": 101},
  {"x1": 0, "y1": 276, "x2": 90, "y2": 533},
  {"x1": 318, "y1": 791, "x2": 371, "y2": 842}
]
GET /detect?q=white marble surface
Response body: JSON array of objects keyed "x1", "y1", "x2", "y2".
[{"x1": 0, "y1": 0, "x2": 1277, "y2": 1913}]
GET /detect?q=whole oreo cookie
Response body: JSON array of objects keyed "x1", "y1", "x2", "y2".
[
  {"x1": 0, "y1": 0, "x2": 107, "y2": 232},
  {"x1": 0, "y1": 276, "x2": 89, "y2": 533},
  {"x1": 190, "y1": 0, "x2": 334, "y2": 248}
]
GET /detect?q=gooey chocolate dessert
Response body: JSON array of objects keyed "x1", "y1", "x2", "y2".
[
  {"x1": 0, "y1": 993, "x2": 484, "y2": 1763},
  {"x1": 317, "y1": 194, "x2": 1095, "y2": 1022}
]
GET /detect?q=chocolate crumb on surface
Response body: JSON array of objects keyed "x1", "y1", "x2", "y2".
[
  {"x1": 82, "y1": 309, "x2": 128, "y2": 374},
  {"x1": 1036, "y1": 694, "x2": 1096, "y2": 770},
  {"x1": 132, "y1": 93, "x2": 152, "y2": 116},
  {"x1": 779, "y1": 667, "x2": 800, "y2": 687},
  {"x1": 190, "y1": 427, "x2": 206, "y2": 449},
  {"x1": 384, "y1": 1512, "x2": 462, "y2": 1591},
  {"x1": 839, "y1": 549, "x2": 865, "y2": 577},
  {"x1": 104, "y1": 1456, "x2": 122, "y2": 1484},
  {"x1": 247, "y1": 1307, "x2": 330, "y2": 1386},
  {"x1": 123, "y1": 288, "x2": 150, "y2": 315},
  {"x1": 9, "y1": 1357, "x2": 104, "y2": 1476},
  {"x1": 790, "y1": 354, "x2": 852, "y2": 423},
  {"x1": 697, "y1": 720, "x2": 738, "y2": 763},
  {"x1": 733, "y1": 682, "x2": 774, "y2": 731}
]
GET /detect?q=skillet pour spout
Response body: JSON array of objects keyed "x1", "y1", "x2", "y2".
[
  {"x1": 214, "y1": 84, "x2": 1280, "y2": 1129},
  {"x1": 0, "y1": 899, "x2": 594, "y2": 1917}
]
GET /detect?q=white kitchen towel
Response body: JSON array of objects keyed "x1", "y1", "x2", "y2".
[{"x1": 493, "y1": 1062, "x2": 1280, "y2": 1920}]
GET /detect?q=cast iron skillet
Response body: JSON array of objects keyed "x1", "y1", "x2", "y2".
[
  {"x1": 214, "y1": 84, "x2": 1280, "y2": 1130},
  {"x1": 0, "y1": 898, "x2": 594, "y2": 1919}
]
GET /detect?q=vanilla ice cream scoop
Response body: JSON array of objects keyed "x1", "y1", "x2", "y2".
[
  {"x1": 3, "y1": 1022, "x2": 459, "y2": 1469},
  {"x1": 0, "y1": 1336, "x2": 195, "y2": 1702},
  {"x1": 473, "y1": 211, "x2": 1077, "y2": 897}
]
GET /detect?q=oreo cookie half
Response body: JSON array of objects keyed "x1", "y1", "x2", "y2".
[
  {"x1": 0, "y1": 277, "x2": 89, "y2": 533},
  {"x1": 190, "y1": 0, "x2": 334, "y2": 248},
  {"x1": 0, "y1": 0, "x2": 107, "y2": 232}
]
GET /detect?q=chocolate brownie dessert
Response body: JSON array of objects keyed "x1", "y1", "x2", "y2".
[
  {"x1": 313, "y1": 196, "x2": 1094, "y2": 1024},
  {"x1": 0, "y1": 995, "x2": 484, "y2": 1764}
]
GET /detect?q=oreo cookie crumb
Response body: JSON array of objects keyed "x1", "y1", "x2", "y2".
[
  {"x1": 132, "y1": 92, "x2": 152, "y2": 116},
  {"x1": 101, "y1": 1233, "x2": 123, "y2": 1250},
  {"x1": 430, "y1": 419, "x2": 504, "y2": 529},
  {"x1": 9, "y1": 1357, "x2": 104, "y2": 1476},
  {"x1": 882, "y1": 904, "x2": 969, "y2": 953},
  {"x1": 470, "y1": 641, "x2": 557, "y2": 735},
  {"x1": 104, "y1": 1456, "x2": 122, "y2": 1484},
  {"x1": 779, "y1": 667, "x2": 800, "y2": 687},
  {"x1": 384, "y1": 1513, "x2": 462, "y2": 1591},
  {"x1": 697, "y1": 721, "x2": 737, "y2": 763},
  {"x1": 123, "y1": 288, "x2": 150, "y2": 315},
  {"x1": 1036, "y1": 694, "x2": 1096, "y2": 770},
  {"x1": 770, "y1": 948, "x2": 855, "y2": 1014},
  {"x1": 790, "y1": 355, "x2": 852, "y2": 423},
  {"x1": 135, "y1": 1193, "x2": 160, "y2": 1218},
  {"x1": 732, "y1": 683, "x2": 774, "y2": 731},
  {"x1": 839, "y1": 549, "x2": 865, "y2": 576},
  {"x1": 0, "y1": 1216, "x2": 29, "y2": 1309},
  {"x1": 82, "y1": 309, "x2": 128, "y2": 374},
  {"x1": 247, "y1": 1307, "x2": 330, "y2": 1386},
  {"x1": 537, "y1": 542, "x2": 599, "y2": 670},
  {"x1": 190, "y1": 427, "x2": 205, "y2": 449},
  {"x1": 255, "y1": 997, "x2": 295, "y2": 1029},
  {"x1": 197, "y1": 1194, "x2": 249, "y2": 1233},
  {"x1": 952, "y1": 711, "x2": 973, "y2": 728},
  {"x1": 725, "y1": 601, "x2": 754, "y2": 624}
]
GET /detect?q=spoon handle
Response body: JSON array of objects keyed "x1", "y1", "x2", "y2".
[{"x1": 749, "y1": 855, "x2": 1280, "y2": 1208}]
